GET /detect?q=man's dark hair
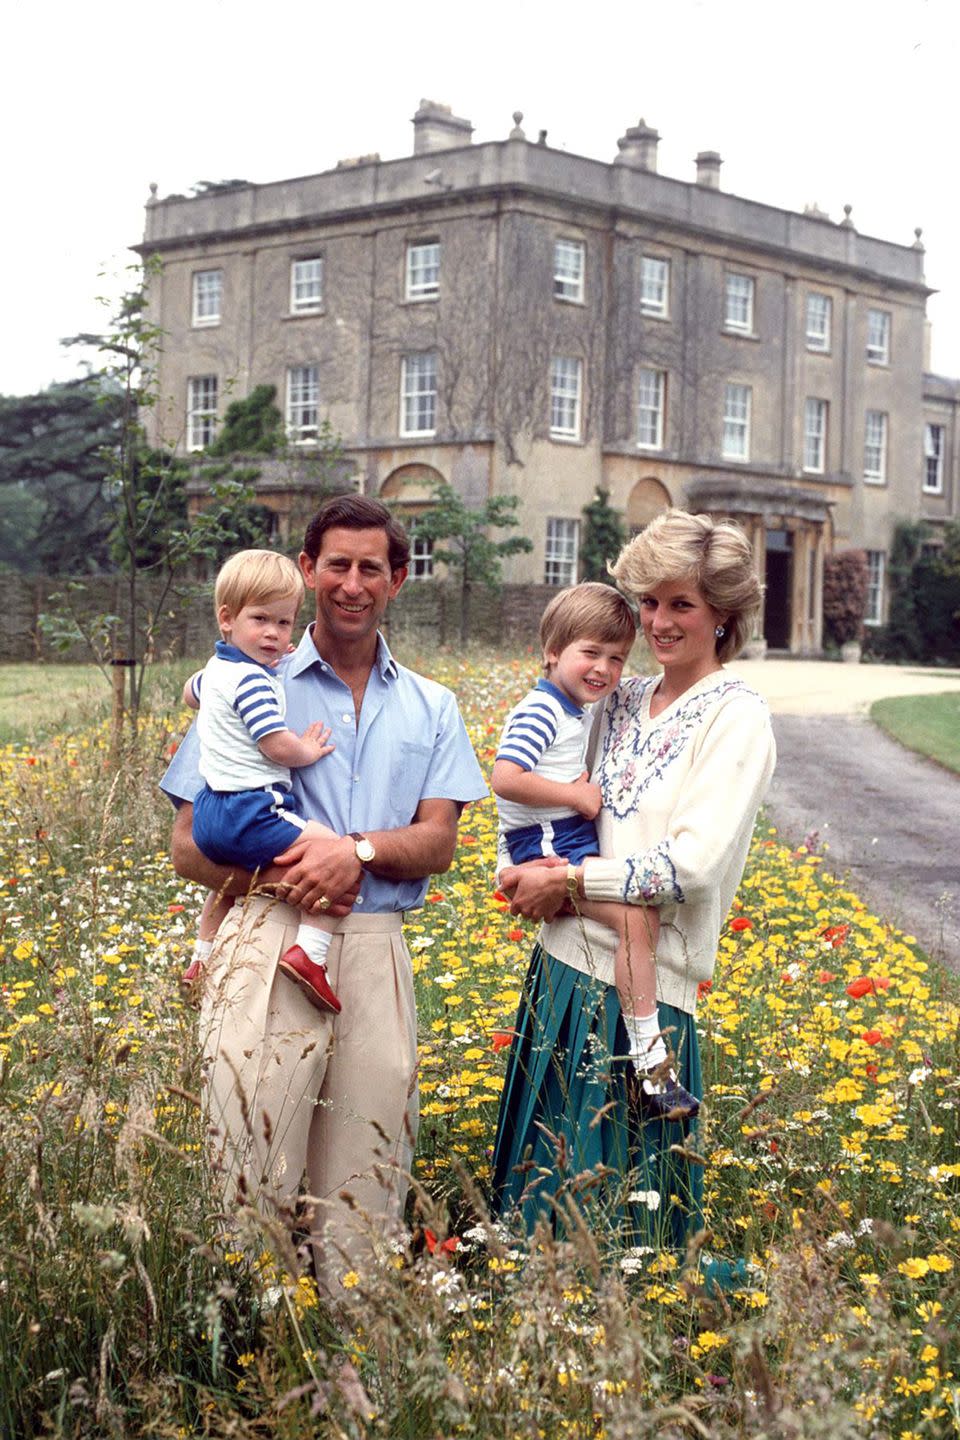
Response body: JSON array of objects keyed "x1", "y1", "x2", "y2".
[{"x1": 302, "y1": 494, "x2": 410, "y2": 571}]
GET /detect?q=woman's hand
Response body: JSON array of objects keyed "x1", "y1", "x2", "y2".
[{"x1": 500, "y1": 856, "x2": 570, "y2": 922}]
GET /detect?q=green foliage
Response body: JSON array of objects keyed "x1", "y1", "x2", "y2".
[
  {"x1": 882, "y1": 521, "x2": 929, "y2": 660},
  {"x1": 0, "y1": 376, "x2": 123, "y2": 572},
  {"x1": 579, "y1": 488, "x2": 626, "y2": 583},
  {"x1": 869, "y1": 520, "x2": 960, "y2": 665},
  {"x1": 413, "y1": 482, "x2": 533, "y2": 643},
  {"x1": 822, "y1": 549, "x2": 868, "y2": 646},
  {"x1": 206, "y1": 384, "x2": 284, "y2": 457}
]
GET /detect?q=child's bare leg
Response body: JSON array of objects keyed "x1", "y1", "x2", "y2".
[{"x1": 574, "y1": 898, "x2": 667, "y2": 1070}]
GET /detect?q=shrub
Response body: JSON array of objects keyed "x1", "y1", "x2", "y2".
[{"x1": 822, "y1": 549, "x2": 868, "y2": 646}]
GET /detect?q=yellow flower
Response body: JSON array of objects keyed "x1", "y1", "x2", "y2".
[
  {"x1": 340, "y1": 1270, "x2": 360, "y2": 1289},
  {"x1": 898, "y1": 1257, "x2": 930, "y2": 1279}
]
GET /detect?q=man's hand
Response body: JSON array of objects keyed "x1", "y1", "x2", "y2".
[
  {"x1": 270, "y1": 834, "x2": 362, "y2": 914},
  {"x1": 500, "y1": 855, "x2": 570, "y2": 921}
]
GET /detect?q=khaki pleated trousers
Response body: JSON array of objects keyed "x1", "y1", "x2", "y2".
[{"x1": 199, "y1": 895, "x2": 419, "y2": 1291}]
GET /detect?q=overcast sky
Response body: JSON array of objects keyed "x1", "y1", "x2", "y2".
[{"x1": 3, "y1": 0, "x2": 958, "y2": 397}]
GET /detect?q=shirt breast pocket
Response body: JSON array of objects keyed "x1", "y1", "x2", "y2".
[{"x1": 389, "y1": 741, "x2": 434, "y2": 821}]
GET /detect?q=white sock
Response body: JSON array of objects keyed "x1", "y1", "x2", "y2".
[
  {"x1": 624, "y1": 1010, "x2": 668, "y2": 1071},
  {"x1": 294, "y1": 925, "x2": 332, "y2": 968},
  {"x1": 193, "y1": 938, "x2": 214, "y2": 962}
]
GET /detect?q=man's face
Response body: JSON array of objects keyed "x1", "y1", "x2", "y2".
[{"x1": 300, "y1": 526, "x2": 406, "y2": 647}]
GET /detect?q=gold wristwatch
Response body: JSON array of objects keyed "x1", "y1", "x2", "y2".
[
  {"x1": 566, "y1": 864, "x2": 580, "y2": 902},
  {"x1": 350, "y1": 831, "x2": 376, "y2": 866}
]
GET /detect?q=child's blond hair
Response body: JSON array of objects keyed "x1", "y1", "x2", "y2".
[
  {"x1": 214, "y1": 549, "x2": 304, "y2": 618},
  {"x1": 539, "y1": 582, "x2": 636, "y2": 671}
]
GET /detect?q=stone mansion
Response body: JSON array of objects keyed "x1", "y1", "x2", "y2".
[{"x1": 138, "y1": 100, "x2": 960, "y2": 653}]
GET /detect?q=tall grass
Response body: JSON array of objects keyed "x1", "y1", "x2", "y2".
[{"x1": 0, "y1": 658, "x2": 958, "y2": 1437}]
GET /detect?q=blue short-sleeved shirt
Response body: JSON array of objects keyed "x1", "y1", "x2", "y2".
[{"x1": 161, "y1": 626, "x2": 488, "y2": 913}]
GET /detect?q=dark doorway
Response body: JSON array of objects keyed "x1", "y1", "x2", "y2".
[{"x1": 764, "y1": 530, "x2": 792, "y2": 649}]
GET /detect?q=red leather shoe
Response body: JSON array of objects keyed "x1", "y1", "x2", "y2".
[
  {"x1": 278, "y1": 944, "x2": 342, "y2": 1014},
  {"x1": 181, "y1": 956, "x2": 203, "y2": 988}
]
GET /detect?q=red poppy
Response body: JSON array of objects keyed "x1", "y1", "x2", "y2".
[
  {"x1": 424, "y1": 1228, "x2": 459, "y2": 1256},
  {"x1": 780, "y1": 971, "x2": 794, "y2": 985},
  {"x1": 427, "y1": 892, "x2": 444, "y2": 903},
  {"x1": 492, "y1": 890, "x2": 509, "y2": 905},
  {"x1": 865, "y1": 1063, "x2": 879, "y2": 1081},
  {"x1": 821, "y1": 923, "x2": 850, "y2": 948},
  {"x1": 817, "y1": 970, "x2": 837, "y2": 984},
  {"x1": 873, "y1": 977, "x2": 891, "y2": 991},
  {"x1": 730, "y1": 917, "x2": 753, "y2": 932},
  {"x1": 861, "y1": 1029, "x2": 884, "y2": 1046},
  {"x1": 491, "y1": 1030, "x2": 514, "y2": 1053},
  {"x1": 167, "y1": 904, "x2": 186, "y2": 914},
  {"x1": 507, "y1": 928, "x2": 524, "y2": 942},
  {"x1": 846, "y1": 977, "x2": 875, "y2": 999},
  {"x1": 697, "y1": 979, "x2": 713, "y2": 999},
  {"x1": 461, "y1": 835, "x2": 477, "y2": 846}
]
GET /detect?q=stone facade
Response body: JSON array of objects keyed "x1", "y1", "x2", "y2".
[{"x1": 137, "y1": 100, "x2": 958, "y2": 653}]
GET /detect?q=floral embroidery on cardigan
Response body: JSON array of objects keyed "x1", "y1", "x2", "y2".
[
  {"x1": 624, "y1": 841, "x2": 683, "y2": 905},
  {"x1": 599, "y1": 675, "x2": 752, "y2": 821}
]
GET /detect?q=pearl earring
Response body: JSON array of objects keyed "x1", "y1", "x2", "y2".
[{"x1": 715, "y1": 624, "x2": 726, "y2": 639}]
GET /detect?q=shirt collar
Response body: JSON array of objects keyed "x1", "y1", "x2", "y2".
[
  {"x1": 286, "y1": 624, "x2": 399, "y2": 682},
  {"x1": 535, "y1": 677, "x2": 583, "y2": 717},
  {"x1": 214, "y1": 639, "x2": 274, "y2": 673}
]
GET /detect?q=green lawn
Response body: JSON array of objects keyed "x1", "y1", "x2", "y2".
[
  {"x1": 0, "y1": 661, "x2": 196, "y2": 745},
  {"x1": 870, "y1": 690, "x2": 960, "y2": 774}
]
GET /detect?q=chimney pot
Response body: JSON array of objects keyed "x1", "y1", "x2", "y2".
[
  {"x1": 412, "y1": 99, "x2": 473, "y2": 155},
  {"x1": 695, "y1": 150, "x2": 722, "y2": 189},
  {"x1": 615, "y1": 118, "x2": 660, "y2": 172}
]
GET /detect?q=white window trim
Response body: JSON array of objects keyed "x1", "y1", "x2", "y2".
[
  {"x1": 290, "y1": 256, "x2": 323, "y2": 314},
  {"x1": 865, "y1": 550, "x2": 885, "y2": 626},
  {"x1": 722, "y1": 383, "x2": 752, "y2": 462},
  {"x1": 187, "y1": 376, "x2": 218, "y2": 451},
  {"x1": 805, "y1": 293, "x2": 832, "y2": 353},
  {"x1": 553, "y1": 238, "x2": 585, "y2": 304},
  {"x1": 549, "y1": 357, "x2": 583, "y2": 442},
  {"x1": 192, "y1": 269, "x2": 223, "y2": 328},
  {"x1": 544, "y1": 517, "x2": 579, "y2": 587},
  {"x1": 866, "y1": 308, "x2": 891, "y2": 365},
  {"x1": 399, "y1": 353, "x2": 438, "y2": 438},
  {"x1": 405, "y1": 241, "x2": 440, "y2": 301},
  {"x1": 864, "y1": 410, "x2": 888, "y2": 485},
  {"x1": 724, "y1": 273, "x2": 755, "y2": 334},
  {"x1": 640, "y1": 255, "x2": 670, "y2": 318},
  {"x1": 636, "y1": 368, "x2": 665, "y2": 450},
  {"x1": 803, "y1": 397, "x2": 828, "y2": 474},
  {"x1": 286, "y1": 364, "x2": 320, "y2": 445},
  {"x1": 408, "y1": 526, "x2": 434, "y2": 579},
  {"x1": 923, "y1": 422, "x2": 945, "y2": 494}
]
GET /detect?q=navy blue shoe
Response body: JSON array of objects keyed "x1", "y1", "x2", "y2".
[{"x1": 628, "y1": 1066, "x2": 700, "y2": 1121}]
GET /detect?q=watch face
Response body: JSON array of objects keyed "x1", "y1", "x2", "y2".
[{"x1": 355, "y1": 837, "x2": 375, "y2": 863}]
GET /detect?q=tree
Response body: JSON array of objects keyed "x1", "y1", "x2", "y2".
[
  {"x1": 0, "y1": 376, "x2": 123, "y2": 573},
  {"x1": 412, "y1": 482, "x2": 533, "y2": 644},
  {"x1": 822, "y1": 549, "x2": 868, "y2": 647},
  {"x1": 206, "y1": 384, "x2": 285, "y2": 457},
  {"x1": 911, "y1": 518, "x2": 960, "y2": 664},
  {"x1": 883, "y1": 520, "x2": 929, "y2": 659},
  {"x1": 580, "y1": 488, "x2": 627, "y2": 583}
]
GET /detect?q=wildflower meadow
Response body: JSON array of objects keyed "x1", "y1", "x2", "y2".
[{"x1": 1, "y1": 653, "x2": 958, "y2": 1438}]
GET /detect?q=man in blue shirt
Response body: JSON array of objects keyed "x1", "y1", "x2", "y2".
[{"x1": 163, "y1": 495, "x2": 486, "y2": 1289}]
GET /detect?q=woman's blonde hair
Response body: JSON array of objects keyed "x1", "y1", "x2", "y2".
[
  {"x1": 214, "y1": 549, "x2": 304, "y2": 618},
  {"x1": 610, "y1": 509, "x2": 762, "y2": 662}
]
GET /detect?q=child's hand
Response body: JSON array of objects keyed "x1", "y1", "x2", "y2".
[
  {"x1": 569, "y1": 772, "x2": 602, "y2": 819},
  {"x1": 300, "y1": 722, "x2": 335, "y2": 762}
]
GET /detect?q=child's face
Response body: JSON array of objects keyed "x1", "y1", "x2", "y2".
[
  {"x1": 218, "y1": 595, "x2": 300, "y2": 667},
  {"x1": 544, "y1": 634, "x2": 633, "y2": 708}
]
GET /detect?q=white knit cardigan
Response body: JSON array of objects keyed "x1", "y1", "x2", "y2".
[{"x1": 540, "y1": 670, "x2": 777, "y2": 1014}]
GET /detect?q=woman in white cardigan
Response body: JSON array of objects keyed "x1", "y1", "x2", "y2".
[{"x1": 492, "y1": 510, "x2": 776, "y2": 1255}]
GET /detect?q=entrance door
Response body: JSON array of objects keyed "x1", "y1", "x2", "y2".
[{"x1": 764, "y1": 530, "x2": 792, "y2": 649}]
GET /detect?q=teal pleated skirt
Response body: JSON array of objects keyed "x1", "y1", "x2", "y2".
[{"x1": 491, "y1": 944, "x2": 703, "y2": 1252}]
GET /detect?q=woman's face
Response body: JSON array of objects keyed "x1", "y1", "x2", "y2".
[{"x1": 637, "y1": 578, "x2": 727, "y2": 678}]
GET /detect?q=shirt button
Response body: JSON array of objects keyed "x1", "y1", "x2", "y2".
[
  {"x1": 353, "y1": 774, "x2": 359, "y2": 782},
  {"x1": 341, "y1": 713, "x2": 352, "y2": 724},
  {"x1": 355, "y1": 895, "x2": 364, "y2": 905}
]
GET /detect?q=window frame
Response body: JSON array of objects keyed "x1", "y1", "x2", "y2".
[
  {"x1": 865, "y1": 550, "x2": 885, "y2": 626},
  {"x1": 549, "y1": 357, "x2": 583, "y2": 442},
  {"x1": 866, "y1": 308, "x2": 891, "y2": 365},
  {"x1": 290, "y1": 256, "x2": 324, "y2": 314},
  {"x1": 639, "y1": 255, "x2": 670, "y2": 318},
  {"x1": 407, "y1": 524, "x2": 435, "y2": 579},
  {"x1": 722, "y1": 382, "x2": 752, "y2": 461},
  {"x1": 805, "y1": 292, "x2": 832, "y2": 353},
  {"x1": 544, "y1": 517, "x2": 579, "y2": 587},
  {"x1": 192, "y1": 269, "x2": 223, "y2": 328},
  {"x1": 286, "y1": 364, "x2": 320, "y2": 445},
  {"x1": 803, "y1": 396, "x2": 828, "y2": 474},
  {"x1": 863, "y1": 409, "x2": 888, "y2": 484},
  {"x1": 724, "y1": 272, "x2": 755, "y2": 335},
  {"x1": 400, "y1": 352, "x2": 438, "y2": 437},
  {"x1": 636, "y1": 367, "x2": 666, "y2": 450},
  {"x1": 923, "y1": 422, "x2": 945, "y2": 495},
  {"x1": 553, "y1": 238, "x2": 585, "y2": 304},
  {"x1": 187, "y1": 375, "x2": 218, "y2": 451},
  {"x1": 405, "y1": 240, "x2": 440, "y2": 301}
]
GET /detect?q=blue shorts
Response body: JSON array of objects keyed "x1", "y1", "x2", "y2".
[
  {"x1": 192, "y1": 783, "x2": 307, "y2": 870},
  {"x1": 504, "y1": 813, "x2": 599, "y2": 866}
]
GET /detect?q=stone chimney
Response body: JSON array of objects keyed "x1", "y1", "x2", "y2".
[
  {"x1": 695, "y1": 151, "x2": 722, "y2": 189},
  {"x1": 412, "y1": 100, "x2": 473, "y2": 155},
  {"x1": 615, "y1": 119, "x2": 659, "y2": 171}
]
